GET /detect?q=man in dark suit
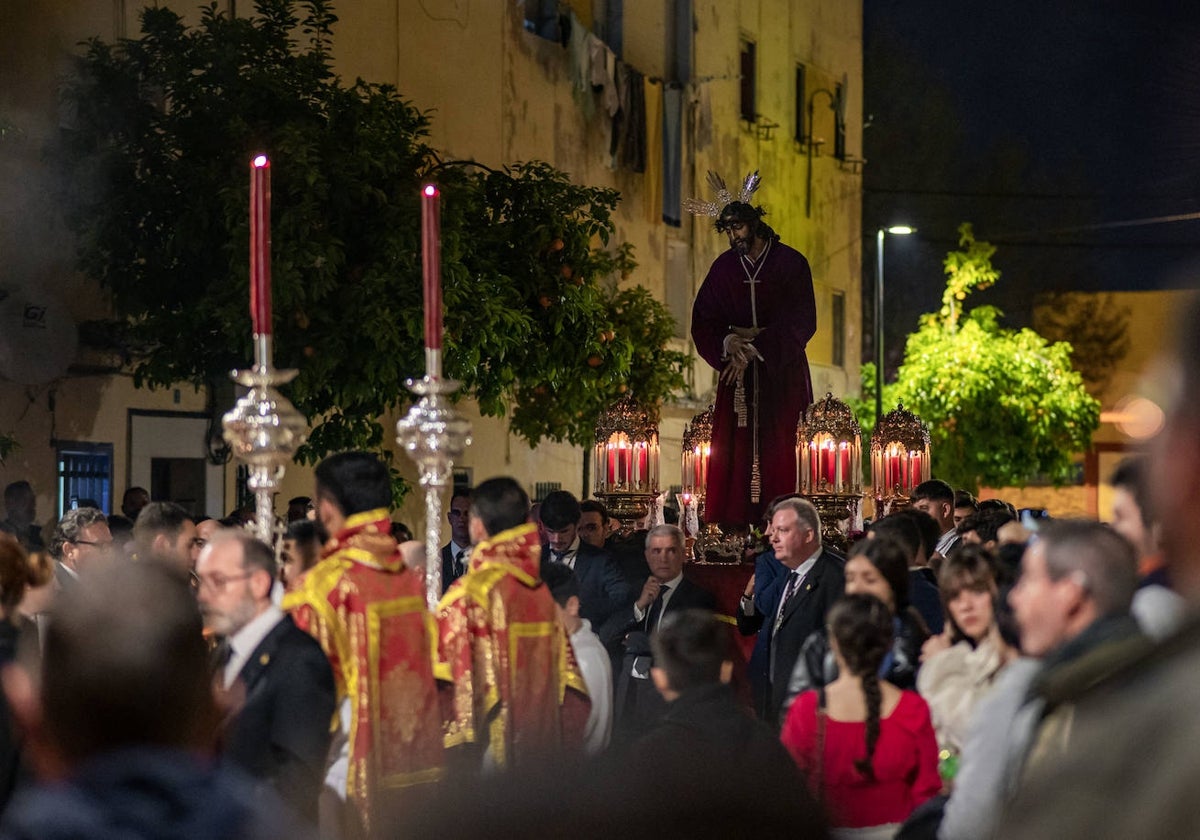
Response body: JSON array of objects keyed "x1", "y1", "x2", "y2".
[
  {"x1": 539, "y1": 490, "x2": 631, "y2": 647},
  {"x1": 624, "y1": 523, "x2": 718, "y2": 632},
  {"x1": 439, "y1": 489, "x2": 473, "y2": 593},
  {"x1": 197, "y1": 529, "x2": 335, "y2": 824},
  {"x1": 611, "y1": 523, "x2": 718, "y2": 742},
  {"x1": 737, "y1": 497, "x2": 843, "y2": 726}
]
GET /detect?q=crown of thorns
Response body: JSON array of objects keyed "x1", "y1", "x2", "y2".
[{"x1": 683, "y1": 170, "x2": 762, "y2": 219}]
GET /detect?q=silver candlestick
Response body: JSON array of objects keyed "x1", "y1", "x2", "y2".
[
  {"x1": 223, "y1": 334, "x2": 308, "y2": 545},
  {"x1": 396, "y1": 347, "x2": 473, "y2": 611}
]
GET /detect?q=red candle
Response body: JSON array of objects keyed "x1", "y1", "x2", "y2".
[
  {"x1": 250, "y1": 154, "x2": 272, "y2": 336},
  {"x1": 607, "y1": 445, "x2": 617, "y2": 486},
  {"x1": 421, "y1": 183, "x2": 443, "y2": 351},
  {"x1": 822, "y1": 443, "x2": 835, "y2": 486},
  {"x1": 637, "y1": 444, "x2": 648, "y2": 486},
  {"x1": 838, "y1": 445, "x2": 851, "y2": 491}
]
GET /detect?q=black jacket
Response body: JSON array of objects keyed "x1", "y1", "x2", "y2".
[
  {"x1": 221, "y1": 615, "x2": 336, "y2": 824},
  {"x1": 784, "y1": 606, "x2": 930, "y2": 712},
  {"x1": 736, "y1": 548, "x2": 845, "y2": 725}
]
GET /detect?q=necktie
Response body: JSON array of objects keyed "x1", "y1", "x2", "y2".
[
  {"x1": 454, "y1": 549, "x2": 466, "y2": 577},
  {"x1": 646, "y1": 584, "x2": 671, "y2": 632},
  {"x1": 773, "y1": 571, "x2": 801, "y2": 633}
]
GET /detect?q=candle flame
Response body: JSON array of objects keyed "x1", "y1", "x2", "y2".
[
  {"x1": 252, "y1": 154, "x2": 269, "y2": 168},
  {"x1": 423, "y1": 184, "x2": 438, "y2": 197}
]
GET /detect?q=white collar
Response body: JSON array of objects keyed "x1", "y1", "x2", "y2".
[
  {"x1": 659, "y1": 571, "x2": 685, "y2": 590},
  {"x1": 228, "y1": 605, "x2": 284, "y2": 664}
]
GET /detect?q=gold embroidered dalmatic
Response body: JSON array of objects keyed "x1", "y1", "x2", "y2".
[
  {"x1": 435, "y1": 523, "x2": 589, "y2": 769},
  {"x1": 284, "y1": 509, "x2": 442, "y2": 832}
]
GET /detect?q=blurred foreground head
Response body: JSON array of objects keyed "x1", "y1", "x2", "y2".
[
  {"x1": 1151, "y1": 294, "x2": 1200, "y2": 599},
  {"x1": 5, "y1": 559, "x2": 215, "y2": 776}
]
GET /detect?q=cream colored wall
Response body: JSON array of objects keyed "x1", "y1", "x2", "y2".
[
  {"x1": 0, "y1": 0, "x2": 864, "y2": 542},
  {"x1": 341, "y1": 0, "x2": 864, "y2": 520}
]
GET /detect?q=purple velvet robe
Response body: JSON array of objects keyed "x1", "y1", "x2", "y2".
[{"x1": 690, "y1": 240, "x2": 816, "y2": 526}]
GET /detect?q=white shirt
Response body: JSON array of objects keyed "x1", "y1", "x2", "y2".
[
  {"x1": 570, "y1": 618, "x2": 613, "y2": 755},
  {"x1": 550, "y1": 536, "x2": 581, "y2": 570},
  {"x1": 223, "y1": 605, "x2": 285, "y2": 690},
  {"x1": 935, "y1": 528, "x2": 959, "y2": 558},
  {"x1": 632, "y1": 570, "x2": 685, "y2": 629},
  {"x1": 771, "y1": 547, "x2": 823, "y2": 622}
]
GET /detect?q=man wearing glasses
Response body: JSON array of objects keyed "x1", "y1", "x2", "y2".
[
  {"x1": 50, "y1": 507, "x2": 113, "y2": 590},
  {"x1": 196, "y1": 530, "x2": 334, "y2": 825}
]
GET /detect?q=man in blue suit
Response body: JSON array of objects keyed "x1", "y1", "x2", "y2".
[{"x1": 539, "y1": 490, "x2": 632, "y2": 649}]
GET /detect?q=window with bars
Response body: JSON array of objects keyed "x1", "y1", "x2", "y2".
[
  {"x1": 533, "y1": 481, "x2": 562, "y2": 503},
  {"x1": 831, "y1": 291, "x2": 846, "y2": 367},
  {"x1": 56, "y1": 442, "x2": 114, "y2": 518}
]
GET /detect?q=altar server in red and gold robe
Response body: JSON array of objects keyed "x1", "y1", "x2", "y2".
[
  {"x1": 285, "y1": 452, "x2": 442, "y2": 837},
  {"x1": 436, "y1": 476, "x2": 590, "y2": 772}
]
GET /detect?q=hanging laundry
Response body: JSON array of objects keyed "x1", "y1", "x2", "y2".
[
  {"x1": 588, "y1": 33, "x2": 619, "y2": 117},
  {"x1": 662, "y1": 84, "x2": 683, "y2": 226},
  {"x1": 568, "y1": 13, "x2": 595, "y2": 120},
  {"x1": 620, "y1": 65, "x2": 646, "y2": 173},
  {"x1": 643, "y1": 77, "x2": 663, "y2": 224}
]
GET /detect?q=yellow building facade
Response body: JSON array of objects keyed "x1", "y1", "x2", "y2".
[{"x1": 0, "y1": 0, "x2": 863, "y2": 536}]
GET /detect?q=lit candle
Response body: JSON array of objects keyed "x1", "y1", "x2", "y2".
[
  {"x1": 607, "y1": 443, "x2": 617, "y2": 486},
  {"x1": 822, "y1": 441, "x2": 835, "y2": 487},
  {"x1": 250, "y1": 154, "x2": 272, "y2": 336},
  {"x1": 421, "y1": 183, "x2": 443, "y2": 352}
]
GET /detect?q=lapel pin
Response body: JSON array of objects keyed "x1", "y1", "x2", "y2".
[{"x1": 259, "y1": 653, "x2": 270, "y2": 666}]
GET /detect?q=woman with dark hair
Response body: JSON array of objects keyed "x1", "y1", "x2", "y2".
[
  {"x1": 917, "y1": 545, "x2": 1016, "y2": 757},
  {"x1": 784, "y1": 537, "x2": 930, "y2": 707},
  {"x1": 781, "y1": 593, "x2": 941, "y2": 837}
]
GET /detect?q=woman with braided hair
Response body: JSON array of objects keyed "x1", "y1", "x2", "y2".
[{"x1": 781, "y1": 593, "x2": 941, "y2": 838}]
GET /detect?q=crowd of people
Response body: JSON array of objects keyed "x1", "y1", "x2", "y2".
[{"x1": 0, "y1": 298, "x2": 1195, "y2": 839}]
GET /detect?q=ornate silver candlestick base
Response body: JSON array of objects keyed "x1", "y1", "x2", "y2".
[
  {"x1": 396, "y1": 353, "x2": 472, "y2": 611},
  {"x1": 222, "y1": 335, "x2": 308, "y2": 545}
]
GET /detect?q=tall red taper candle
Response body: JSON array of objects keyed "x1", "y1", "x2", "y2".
[
  {"x1": 250, "y1": 154, "x2": 272, "y2": 336},
  {"x1": 421, "y1": 183, "x2": 443, "y2": 352}
]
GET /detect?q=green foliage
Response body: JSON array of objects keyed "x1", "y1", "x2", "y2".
[
  {"x1": 940, "y1": 223, "x2": 999, "y2": 330},
  {"x1": 851, "y1": 226, "x2": 1099, "y2": 492},
  {"x1": 57, "y1": 0, "x2": 686, "y2": 482}
]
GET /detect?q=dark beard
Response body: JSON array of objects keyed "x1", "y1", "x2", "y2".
[{"x1": 732, "y1": 236, "x2": 753, "y2": 255}]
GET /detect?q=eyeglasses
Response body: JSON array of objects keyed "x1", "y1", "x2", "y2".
[
  {"x1": 70, "y1": 539, "x2": 114, "y2": 549},
  {"x1": 190, "y1": 571, "x2": 252, "y2": 593}
]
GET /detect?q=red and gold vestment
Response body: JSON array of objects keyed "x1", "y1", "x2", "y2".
[
  {"x1": 435, "y1": 522, "x2": 589, "y2": 769},
  {"x1": 284, "y1": 509, "x2": 442, "y2": 831}
]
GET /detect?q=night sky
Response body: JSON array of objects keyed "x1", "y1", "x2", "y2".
[{"x1": 863, "y1": 1, "x2": 1200, "y2": 375}]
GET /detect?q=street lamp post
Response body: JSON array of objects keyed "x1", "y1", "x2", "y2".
[{"x1": 875, "y1": 225, "x2": 915, "y2": 422}]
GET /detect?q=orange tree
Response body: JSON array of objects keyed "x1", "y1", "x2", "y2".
[{"x1": 57, "y1": 0, "x2": 686, "y2": 491}]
